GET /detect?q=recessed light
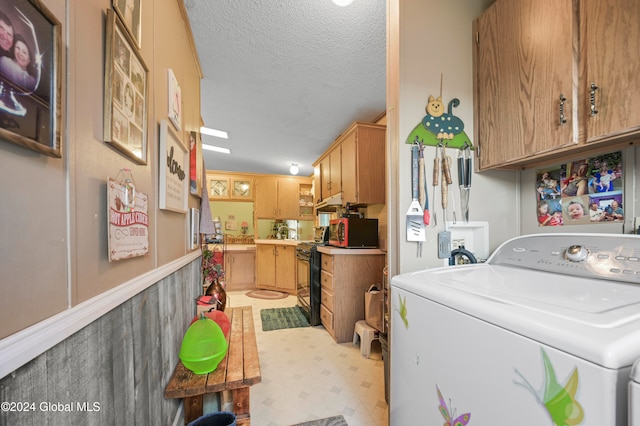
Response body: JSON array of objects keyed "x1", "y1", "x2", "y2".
[
  {"x1": 200, "y1": 126, "x2": 229, "y2": 139},
  {"x1": 333, "y1": 0, "x2": 353, "y2": 6},
  {"x1": 202, "y1": 145, "x2": 231, "y2": 154}
]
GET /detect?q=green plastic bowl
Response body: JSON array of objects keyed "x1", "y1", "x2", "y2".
[{"x1": 179, "y1": 317, "x2": 228, "y2": 374}]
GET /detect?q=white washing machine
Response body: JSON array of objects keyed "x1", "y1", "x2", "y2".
[
  {"x1": 390, "y1": 233, "x2": 640, "y2": 425},
  {"x1": 631, "y1": 360, "x2": 640, "y2": 425}
]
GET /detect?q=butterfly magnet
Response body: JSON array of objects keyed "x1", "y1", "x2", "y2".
[{"x1": 436, "y1": 385, "x2": 472, "y2": 426}]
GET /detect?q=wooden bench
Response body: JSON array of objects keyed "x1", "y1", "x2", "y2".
[{"x1": 165, "y1": 306, "x2": 261, "y2": 425}]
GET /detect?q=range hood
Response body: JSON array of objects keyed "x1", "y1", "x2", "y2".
[{"x1": 315, "y1": 192, "x2": 343, "y2": 212}]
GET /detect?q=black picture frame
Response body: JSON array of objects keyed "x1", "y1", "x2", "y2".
[
  {"x1": 0, "y1": 0, "x2": 61, "y2": 158},
  {"x1": 103, "y1": 9, "x2": 148, "y2": 164}
]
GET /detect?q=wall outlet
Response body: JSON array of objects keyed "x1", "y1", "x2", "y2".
[{"x1": 452, "y1": 238, "x2": 465, "y2": 249}]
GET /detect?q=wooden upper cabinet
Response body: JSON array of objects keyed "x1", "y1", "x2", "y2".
[
  {"x1": 207, "y1": 173, "x2": 254, "y2": 200},
  {"x1": 255, "y1": 177, "x2": 278, "y2": 218},
  {"x1": 474, "y1": 0, "x2": 640, "y2": 171},
  {"x1": 254, "y1": 176, "x2": 309, "y2": 219},
  {"x1": 341, "y1": 123, "x2": 386, "y2": 205},
  {"x1": 314, "y1": 121, "x2": 386, "y2": 206},
  {"x1": 584, "y1": 0, "x2": 640, "y2": 143},
  {"x1": 319, "y1": 147, "x2": 341, "y2": 200},
  {"x1": 276, "y1": 177, "x2": 299, "y2": 219},
  {"x1": 473, "y1": 0, "x2": 576, "y2": 170}
]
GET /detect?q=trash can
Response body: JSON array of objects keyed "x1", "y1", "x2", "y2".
[{"x1": 187, "y1": 412, "x2": 236, "y2": 426}]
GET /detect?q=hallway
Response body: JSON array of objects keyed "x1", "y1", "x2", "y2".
[{"x1": 224, "y1": 291, "x2": 388, "y2": 426}]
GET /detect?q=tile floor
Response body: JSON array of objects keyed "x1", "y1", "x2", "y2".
[{"x1": 225, "y1": 291, "x2": 388, "y2": 426}]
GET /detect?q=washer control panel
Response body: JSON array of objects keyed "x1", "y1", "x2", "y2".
[{"x1": 489, "y1": 234, "x2": 640, "y2": 284}]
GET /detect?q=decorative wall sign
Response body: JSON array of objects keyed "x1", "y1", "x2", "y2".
[
  {"x1": 159, "y1": 119, "x2": 188, "y2": 213},
  {"x1": 107, "y1": 177, "x2": 149, "y2": 261},
  {"x1": 112, "y1": 0, "x2": 141, "y2": 48},
  {"x1": 535, "y1": 151, "x2": 624, "y2": 227},
  {"x1": 189, "y1": 208, "x2": 200, "y2": 250},
  {"x1": 0, "y1": 0, "x2": 62, "y2": 157},
  {"x1": 103, "y1": 9, "x2": 148, "y2": 164},
  {"x1": 405, "y1": 78, "x2": 473, "y2": 151},
  {"x1": 168, "y1": 68, "x2": 181, "y2": 131}
]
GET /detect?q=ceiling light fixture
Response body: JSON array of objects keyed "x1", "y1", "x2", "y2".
[
  {"x1": 332, "y1": 0, "x2": 353, "y2": 6},
  {"x1": 202, "y1": 145, "x2": 231, "y2": 154},
  {"x1": 200, "y1": 126, "x2": 229, "y2": 139},
  {"x1": 290, "y1": 163, "x2": 299, "y2": 175}
]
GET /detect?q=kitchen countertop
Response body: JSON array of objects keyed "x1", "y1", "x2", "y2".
[
  {"x1": 317, "y1": 246, "x2": 385, "y2": 255},
  {"x1": 253, "y1": 239, "x2": 312, "y2": 246},
  {"x1": 224, "y1": 244, "x2": 256, "y2": 252}
]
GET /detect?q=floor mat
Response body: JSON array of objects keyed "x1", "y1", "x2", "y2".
[
  {"x1": 289, "y1": 415, "x2": 348, "y2": 426},
  {"x1": 260, "y1": 306, "x2": 310, "y2": 331},
  {"x1": 246, "y1": 290, "x2": 289, "y2": 300}
]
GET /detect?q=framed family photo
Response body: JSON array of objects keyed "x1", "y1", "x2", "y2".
[
  {"x1": 103, "y1": 9, "x2": 148, "y2": 164},
  {"x1": 0, "y1": 0, "x2": 62, "y2": 157},
  {"x1": 112, "y1": 0, "x2": 141, "y2": 49}
]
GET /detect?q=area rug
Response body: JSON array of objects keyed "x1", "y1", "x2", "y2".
[
  {"x1": 246, "y1": 290, "x2": 289, "y2": 300},
  {"x1": 289, "y1": 415, "x2": 348, "y2": 426},
  {"x1": 260, "y1": 306, "x2": 310, "y2": 331}
]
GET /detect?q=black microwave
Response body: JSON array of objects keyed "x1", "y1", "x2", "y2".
[{"x1": 328, "y1": 218, "x2": 378, "y2": 248}]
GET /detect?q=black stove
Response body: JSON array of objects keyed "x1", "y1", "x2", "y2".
[{"x1": 296, "y1": 241, "x2": 322, "y2": 326}]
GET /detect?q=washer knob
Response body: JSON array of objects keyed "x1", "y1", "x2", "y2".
[{"x1": 565, "y1": 245, "x2": 589, "y2": 262}]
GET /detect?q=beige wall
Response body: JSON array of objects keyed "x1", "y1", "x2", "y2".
[
  {"x1": 0, "y1": 0, "x2": 203, "y2": 339},
  {"x1": 387, "y1": 0, "x2": 519, "y2": 275}
]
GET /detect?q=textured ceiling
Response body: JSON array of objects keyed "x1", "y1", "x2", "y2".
[{"x1": 183, "y1": 0, "x2": 386, "y2": 177}]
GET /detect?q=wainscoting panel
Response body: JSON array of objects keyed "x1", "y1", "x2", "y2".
[{"x1": 0, "y1": 260, "x2": 201, "y2": 425}]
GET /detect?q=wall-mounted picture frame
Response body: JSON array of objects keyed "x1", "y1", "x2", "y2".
[
  {"x1": 189, "y1": 130, "x2": 202, "y2": 197},
  {"x1": 189, "y1": 207, "x2": 200, "y2": 250},
  {"x1": 0, "y1": 0, "x2": 62, "y2": 157},
  {"x1": 168, "y1": 68, "x2": 181, "y2": 131},
  {"x1": 112, "y1": 0, "x2": 141, "y2": 49},
  {"x1": 159, "y1": 119, "x2": 188, "y2": 213},
  {"x1": 103, "y1": 9, "x2": 148, "y2": 165}
]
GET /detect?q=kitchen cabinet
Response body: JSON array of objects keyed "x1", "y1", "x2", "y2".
[
  {"x1": 340, "y1": 122, "x2": 386, "y2": 205},
  {"x1": 473, "y1": 0, "x2": 575, "y2": 170},
  {"x1": 583, "y1": 0, "x2": 640, "y2": 144},
  {"x1": 254, "y1": 177, "x2": 303, "y2": 219},
  {"x1": 256, "y1": 244, "x2": 296, "y2": 293},
  {"x1": 473, "y1": 0, "x2": 640, "y2": 170},
  {"x1": 319, "y1": 251, "x2": 385, "y2": 343},
  {"x1": 224, "y1": 249, "x2": 256, "y2": 291},
  {"x1": 314, "y1": 122, "x2": 386, "y2": 205},
  {"x1": 319, "y1": 147, "x2": 341, "y2": 201},
  {"x1": 298, "y1": 182, "x2": 314, "y2": 219},
  {"x1": 206, "y1": 173, "x2": 254, "y2": 200}
]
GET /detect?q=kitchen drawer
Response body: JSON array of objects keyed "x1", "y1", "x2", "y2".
[
  {"x1": 321, "y1": 288, "x2": 334, "y2": 313},
  {"x1": 320, "y1": 304, "x2": 334, "y2": 332},
  {"x1": 320, "y1": 270, "x2": 334, "y2": 292},
  {"x1": 321, "y1": 254, "x2": 334, "y2": 273}
]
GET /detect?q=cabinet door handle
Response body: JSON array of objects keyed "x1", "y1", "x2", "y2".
[
  {"x1": 590, "y1": 83, "x2": 599, "y2": 116},
  {"x1": 559, "y1": 94, "x2": 567, "y2": 125}
]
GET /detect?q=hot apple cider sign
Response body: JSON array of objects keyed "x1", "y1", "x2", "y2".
[{"x1": 108, "y1": 178, "x2": 149, "y2": 261}]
